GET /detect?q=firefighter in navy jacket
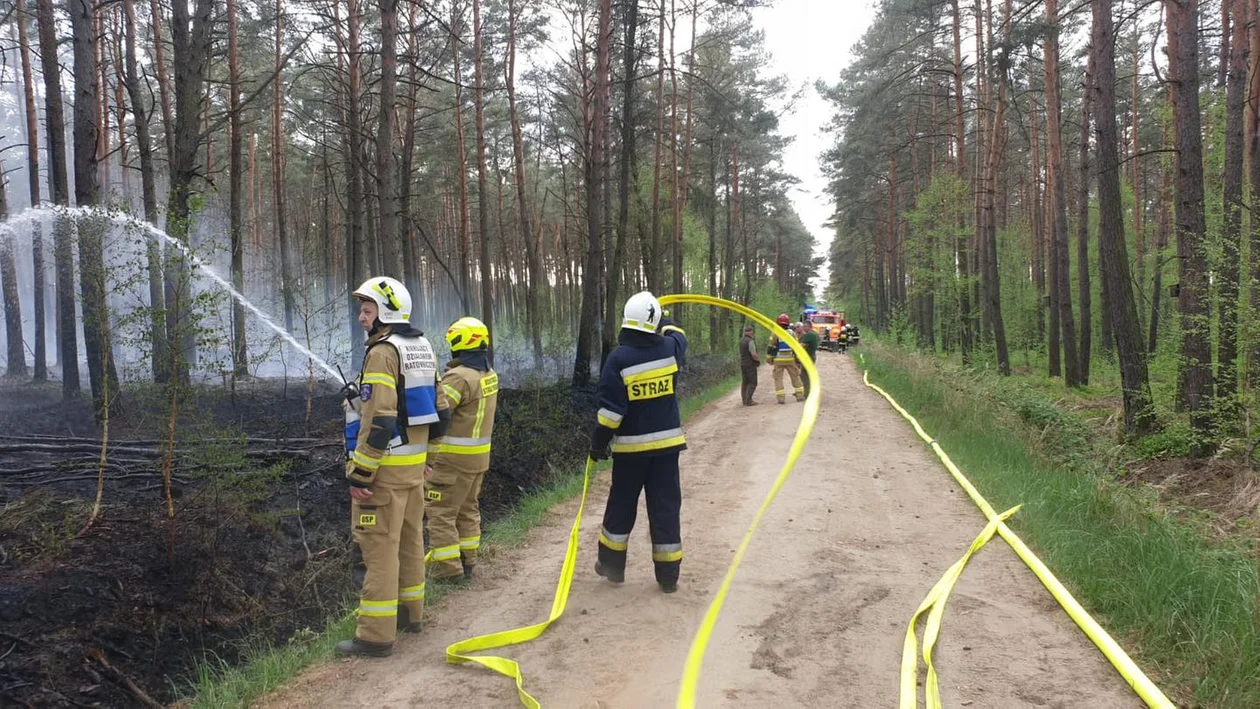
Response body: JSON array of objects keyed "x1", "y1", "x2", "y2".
[{"x1": 590, "y1": 291, "x2": 688, "y2": 593}]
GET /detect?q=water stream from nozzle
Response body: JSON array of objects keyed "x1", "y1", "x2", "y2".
[{"x1": 0, "y1": 205, "x2": 344, "y2": 382}]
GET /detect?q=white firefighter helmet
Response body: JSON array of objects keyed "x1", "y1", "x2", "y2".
[
  {"x1": 622, "y1": 291, "x2": 663, "y2": 333},
  {"x1": 353, "y1": 276, "x2": 412, "y2": 325}
]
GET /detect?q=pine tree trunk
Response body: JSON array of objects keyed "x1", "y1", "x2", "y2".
[
  {"x1": 148, "y1": 0, "x2": 175, "y2": 162},
  {"x1": 71, "y1": 0, "x2": 119, "y2": 415},
  {"x1": 1150, "y1": 149, "x2": 1170, "y2": 355},
  {"x1": 16, "y1": 0, "x2": 47, "y2": 381},
  {"x1": 227, "y1": 0, "x2": 247, "y2": 376},
  {"x1": 1078, "y1": 49, "x2": 1093, "y2": 382},
  {"x1": 121, "y1": 0, "x2": 166, "y2": 382},
  {"x1": 668, "y1": 0, "x2": 683, "y2": 300},
  {"x1": 1131, "y1": 38, "x2": 1146, "y2": 337},
  {"x1": 1167, "y1": 0, "x2": 1214, "y2": 449},
  {"x1": 275, "y1": 0, "x2": 294, "y2": 332},
  {"x1": 375, "y1": 0, "x2": 398, "y2": 274},
  {"x1": 1093, "y1": 0, "x2": 1155, "y2": 434},
  {"x1": 575, "y1": 0, "x2": 611, "y2": 386},
  {"x1": 1248, "y1": 0, "x2": 1260, "y2": 388},
  {"x1": 1218, "y1": 0, "x2": 1247, "y2": 414},
  {"x1": 951, "y1": 0, "x2": 973, "y2": 361},
  {"x1": 648, "y1": 0, "x2": 666, "y2": 293},
  {"x1": 472, "y1": 0, "x2": 494, "y2": 355},
  {"x1": 452, "y1": 1, "x2": 472, "y2": 312},
  {"x1": 164, "y1": 0, "x2": 214, "y2": 384},
  {"x1": 607, "y1": 0, "x2": 639, "y2": 362},
  {"x1": 344, "y1": 0, "x2": 367, "y2": 349},
  {"x1": 506, "y1": 0, "x2": 543, "y2": 364},
  {"x1": 1044, "y1": 0, "x2": 1081, "y2": 386},
  {"x1": 982, "y1": 0, "x2": 1011, "y2": 375},
  {"x1": 1031, "y1": 100, "x2": 1046, "y2": 348},
  {"x1": 36, "y1": 0, "x2": 81, "y2": 396},
  {"x1": 0, "y1": 169, "x2": 24, "y2": 377},
  {"x1": 399, "y1": 1, "x2": 420, "y2": 302}
]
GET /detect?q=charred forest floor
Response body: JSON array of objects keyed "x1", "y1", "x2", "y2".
[{"x1": 0, "y1": 357, "x2": 736, "y2": 708}]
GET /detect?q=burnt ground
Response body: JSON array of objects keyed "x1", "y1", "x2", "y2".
[{"x1": 0, "y1": 356, "x2": 733, "y2": 707}]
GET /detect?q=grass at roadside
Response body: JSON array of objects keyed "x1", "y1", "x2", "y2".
[
  {"x1": 184, "y1": 372, "x2": 740, "y2": 709},
  {"x1": 858, "y1": 341, "x2": 1260, "y2": 708}
]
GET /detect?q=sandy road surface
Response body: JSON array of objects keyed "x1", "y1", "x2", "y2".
[{"x1": 262, "y1": 355, "x2": 1142, "y2": 708}]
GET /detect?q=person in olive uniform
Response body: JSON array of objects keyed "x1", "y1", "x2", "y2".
[
  {"x1": 798, "y1": 320, "x2": 820, "y2": 398},
  {"x1": 738, "y1": 325, "x2": 760, "y2": 406}
]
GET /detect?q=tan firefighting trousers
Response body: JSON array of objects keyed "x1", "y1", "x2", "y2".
[
  {"x1": 773, "y1": 362, "x2": 805, "y2": 403},
  {"x1": 351, "y1": 481, "x2": 426, "y2": 644},
  {"x1": 425, "y1": 467, "x2": 487, "y2": 579}
]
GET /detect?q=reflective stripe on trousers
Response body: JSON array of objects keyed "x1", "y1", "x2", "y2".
[
  {"x1": 399, "y1": 583, "x2": 426, "y2": 601},
  {"x1": 357, "y1": 598, "x2": 398, "y2": 617},
  {"x1": 431, "y1": 544, "x2": 461, "y2": 561},
  {"x1": 652, "y1": 542, "x2": 683, "y2": 563},
  {"x1": 599, "y1": 527, "x2": 629, "y2": 551}
]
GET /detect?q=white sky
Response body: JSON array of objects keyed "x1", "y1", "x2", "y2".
[{"x1": 750, "y1": 0, "x2": 878, "y2": 300}]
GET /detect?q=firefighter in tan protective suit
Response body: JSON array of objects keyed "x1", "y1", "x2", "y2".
[
  {"x1": 426, "y1": 316, "x2": 499, "y2": 581},
  {"x1": 337, "y1": 276, "x2": 450, "y2": 658},
  {"x1": 767, "y1": 313, "x2": 805, "y2": 404}
]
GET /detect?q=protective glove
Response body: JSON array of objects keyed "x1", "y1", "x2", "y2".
[{"x1": 589, "y1": 425, "x2": 614, "y2": 461}]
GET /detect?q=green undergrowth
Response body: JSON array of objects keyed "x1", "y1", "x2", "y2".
[
  {"x1": 185, "y1": 371, "x2": 739, "y2": 709},
  {"x1": 859, "y1": 341, "x2": 1260, "y2": 708}
]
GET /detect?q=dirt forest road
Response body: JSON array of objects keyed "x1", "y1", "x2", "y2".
[{"x1": 263, "y1": 354, "x2": 1142, "y2": 709}]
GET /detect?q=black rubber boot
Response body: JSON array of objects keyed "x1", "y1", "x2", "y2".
[
  {"x1": 659, "y1": 580, "x2": 678, "y2": 594},
  {"x1": 397, "y1": 606, "x2": 423, "y2": 634},
  {"x1": 335, "y1": 638, "x2": 393, "y2": 658},
  {"x1": 594, "y1": 559, "x2": 625, "y2": 584}
]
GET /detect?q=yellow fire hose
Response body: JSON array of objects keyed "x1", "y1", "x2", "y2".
[
  {"x1": 860, "y1": 360, "x2": 1174, "y2": 709},
  {"x1": 440, "y1": 295, "x2": 822, "y2": 709}
]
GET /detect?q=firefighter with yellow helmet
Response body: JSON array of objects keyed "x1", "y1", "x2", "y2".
[
  {"x1": 425, "y1": 316, "x2": 499, "y2": 581},
  {"x1": 337, "y1": 276, "x2": 450, "y2": 658}
]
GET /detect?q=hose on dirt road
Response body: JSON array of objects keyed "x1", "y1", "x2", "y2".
[
  {"x1": 860, "y1": 358, "x2": 1174, "y2": 709},
  {"x1": 440, "y1": 295, "x2": 823, "y2": 709},
  {"x1": 443, "y1": 456, "x2": 595, "y2": 709}
]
